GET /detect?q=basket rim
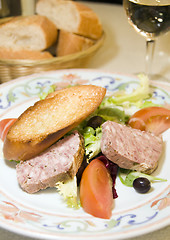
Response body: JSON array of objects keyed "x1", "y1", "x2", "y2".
[{"x1": 0, "y1": 31, "x2": 105, "y2": 66}]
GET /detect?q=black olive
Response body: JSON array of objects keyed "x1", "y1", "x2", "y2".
[
  {"x1": 87, "y1": 116, "x2": 104, "y2": 129},
  {"x1": 133, "y1": 177, "x2": 151, "y2": 193}
]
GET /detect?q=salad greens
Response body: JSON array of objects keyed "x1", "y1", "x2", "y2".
[
  {"x1": 97, "y1": 107, "x2": 129, "y2": 123},
  {"x1": 83, "y1": 126, "x2": 102, "y2": 162},
  {"x1": 119, "y1": 169, "x2": 167, "y2": 187},
  {"x1": 39, "y1": 84, "x2": 56, "y2": 100},
  {"x1": 80, "y1": 107, "x2": 129, "y2": 162},
  {"x1": 103, "y1": 73, "x2": 150, "y2": 105},
  {"x1": 55, "y1": 176, "x2": 80, "y2": 209},
  {"x1": 100, "y1": 73, "x2": 161, "y2": 112}
]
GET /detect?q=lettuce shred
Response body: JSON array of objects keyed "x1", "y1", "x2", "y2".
[
  {"x1": 39, "y1": 84, "x2": 56, "y2": 100},
  {"x1": 100, "y1": 73, "x2": 165, "y2": 116},
  {"x1": 83, "y1": 126, "x2": 102, "y2": 162},
  {"x1": 108, "y1": 73, "x2": 150, "y2": 104},
  {"x1": 55, "y1": 177, "x2": 80, "y2": 209},
  {"x1": 119, "y1": 169, "x2": 167, "y2": 187},
  {"x1": 97, "y1": 107, "x2": 129, "y2": 123}
]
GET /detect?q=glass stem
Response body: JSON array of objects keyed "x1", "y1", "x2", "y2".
[{"x1": 145, "y1": 39, "x2": 155, "y2": 79}]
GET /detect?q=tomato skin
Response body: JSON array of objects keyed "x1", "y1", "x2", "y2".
[
  {"x1": 145, "y1": 115, "x2": 170, "y2": 136},
  {"x1": 0, "y1": 118, "x2": 17, "y2": 141},
  {"x1": 80, "y1": 159, "x2": 113, "y2": 219},
  {"x1": 128, "y1": 107, "x2": 170, "y2": 135}
]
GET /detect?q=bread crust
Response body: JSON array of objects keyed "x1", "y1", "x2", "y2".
[
  {"x1": 73, "y1": 1, "x2": 103, "y2": 40},
  {"x1": 0, "y1": 15, "x2": 58, "y2": 51},
  {"x1": 3, "y1": 85, "x2": 106, "y2": 161},
  {"x1": 0, "y1": 48, "x2": 53, "y2": 60},
  {"x1": 36, "y1": 0, "x2": 103, "y2": 40},
  {"x1": 57, "y1": 30, "x2": 95, "y2": 56}
]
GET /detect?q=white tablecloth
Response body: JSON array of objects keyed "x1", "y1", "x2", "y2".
[
  {"x1": 0, "y1": 1, "x2": 169, "y2": 240},
  {"x1": 0, "y1": 224, "x2": 170, "y2": 240}
]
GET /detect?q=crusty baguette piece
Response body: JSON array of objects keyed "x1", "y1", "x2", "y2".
[
  {"x1": 0, "y1": 48, "x2": 53, "y2": 60},
  {"x1": 0, "y1": 15, "x2": 58, "y2": 51},
  {"x1": 36, "y1": 0, "x2": 103, "y2": 40},
  {"x1": 57, "y1": 30, "x2": 95, "y2": 56},
  {"x1": 3, "y1": 85, "x2": 106, "y2": 161}
]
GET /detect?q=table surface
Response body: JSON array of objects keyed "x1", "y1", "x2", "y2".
[
  {"x1": 85, "y1": 2, "x2": 170, "y2": 82},
  {"x1": 0, "y1": 1, "x2": 169, "y2": 240}
]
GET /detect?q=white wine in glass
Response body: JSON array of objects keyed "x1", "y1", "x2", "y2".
[{"x1": 123, "y1": 0, "x2": 170, "y2": 79}]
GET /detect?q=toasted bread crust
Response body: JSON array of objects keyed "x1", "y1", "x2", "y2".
[{"x1": 3, "y1": 85, "x2": 106, "y2": 161}]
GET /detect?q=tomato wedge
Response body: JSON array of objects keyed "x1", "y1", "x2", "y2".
[
  {"x1": 80, "y1": 159, "x2": 113, "y2": 219},
  {"x1": 128, "y1": 107, "x2": 170, "y2": 135},
  {"x1": 0, "y1": 118, "x2": 17, "y2": 141}
]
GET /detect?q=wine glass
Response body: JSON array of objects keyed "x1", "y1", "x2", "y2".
[{"x1": 123, "y1": 0, "x2": 170, "y2": 79}]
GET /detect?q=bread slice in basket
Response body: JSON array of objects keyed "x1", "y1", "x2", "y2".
[
  {"x1": 0, "y1": 15, "x2": 57, "y2": 51},
  {"x1": 57, "y1": 30, "x2": 95, "y2": 57},
  {"x1": 0, "y1": 48, "x2": 53, "y2": 60},
  {"x1": 36, "y1": 0, "x2": 103, "y2": 40},
  {"x1": 3, "y1": 85, "x2": 106, "y2": 161}
]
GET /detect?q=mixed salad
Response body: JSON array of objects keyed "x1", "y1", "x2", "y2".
[{"x1": 0, "y1": 74, "x2": 169, "y2": 219}]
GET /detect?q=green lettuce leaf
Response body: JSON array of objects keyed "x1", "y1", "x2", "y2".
[
  {"x1": 39, "y1": 84, "x2": 56, "y2": 100},
  {"x1": 103, "y1": 73, "x2": 150, "y2": 105},
  {"x1": 119, "y1": 169, "x2": 167, "y2": 187},
  {"x1": 55, "y1": 177, "x2": 80, "y2": 209},
  {"x1": 97, "y1": 107, "x2": 129, "y2": 123},
  {"x1": 83, "y1": 127, "x2": 102, "y2": 161}
]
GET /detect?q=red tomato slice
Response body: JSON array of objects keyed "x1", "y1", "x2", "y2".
[
  {"x1": 128, "y1": 107, "x2": 170, "y2": 135},
  {"x1": 0, "y1": 118, "x2": 17, "y2": 141},
  {"x1": 145, "y1": 115, "x2": 170, "y2": 136},
  {"x1": 80, "y1": 159, "x2": 113, "y2": 219}
]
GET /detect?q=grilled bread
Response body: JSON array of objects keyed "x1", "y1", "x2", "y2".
[{"x1": 3, "y1": 84, "x2": 106, "y2": 161}]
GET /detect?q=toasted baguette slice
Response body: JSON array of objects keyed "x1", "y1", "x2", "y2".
[
  {"x1": 0, "y1": 48, "x2": 53, "y2": 60},
  {"x1": 36, "y1": 0, "x2": 102, "y2": 40},
  {"x1": 3, "y1": 85, "x2": 106, "y2": 161},
  {"x1": 57, "y1": 30, "x2": 95, "y2": 57},
  {"x1": 0, "y1": 15, "x2": 58, "y2": 51}
]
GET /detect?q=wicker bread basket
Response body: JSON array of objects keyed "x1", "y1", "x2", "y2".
[{"x1": 0, "y1": 18, "x2": 105, "y2": 83}]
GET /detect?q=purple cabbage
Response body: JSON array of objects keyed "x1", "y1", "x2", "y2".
[{"x1": 98, "y1": 155, "x2": 118, "y2": 199}]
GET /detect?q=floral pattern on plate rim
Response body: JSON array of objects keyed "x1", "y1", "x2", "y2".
[
  {"x1": 0, "y1": 71, "x2": 169, "y2": 112},
  {"x1": 0, "y1": 187, "x2": 169, "y2": 239}
]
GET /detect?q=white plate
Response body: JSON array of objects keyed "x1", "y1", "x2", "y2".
[{"x1": 0, "y1": 69, "x2": 169, "y2": 240}]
